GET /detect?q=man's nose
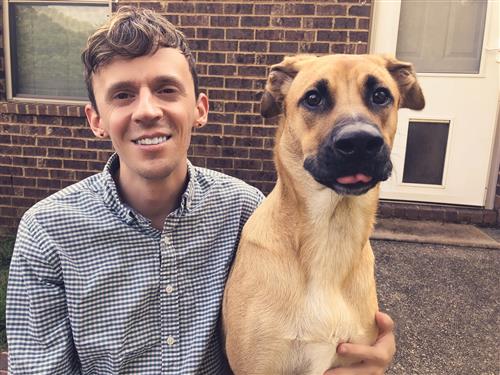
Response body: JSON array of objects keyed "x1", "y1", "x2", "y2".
[{"x1": 132, "y1": 89, "x2": 163, "y2": 124}]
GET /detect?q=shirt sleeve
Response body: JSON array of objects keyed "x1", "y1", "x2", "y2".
[{"x1": 6, "y1": 214, "x2": 81, "y2": 374}]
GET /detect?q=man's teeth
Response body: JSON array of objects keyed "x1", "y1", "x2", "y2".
[{"x1": 135, "y1": 136, "x2": 168, "y2": 145}]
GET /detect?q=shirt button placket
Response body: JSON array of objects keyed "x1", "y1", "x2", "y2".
[{"x1": 160, "y1": 229, "x2": 181, "y2": 374}]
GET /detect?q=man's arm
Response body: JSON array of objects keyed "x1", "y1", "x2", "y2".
[
  {"x1": 325, "y1": 312, "x2": 396, "y2": 375},
  {"x1": 6, "y1": 217, "x2": 81, "y2": 374}
]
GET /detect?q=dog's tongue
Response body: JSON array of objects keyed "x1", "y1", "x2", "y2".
[{"x1": 336, "y1": 173, "x2": 373, "y2": 184}]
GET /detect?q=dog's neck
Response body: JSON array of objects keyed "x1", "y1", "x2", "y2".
[{"x1": 273, "y1": 129, "x2": 378, "y2": 283}]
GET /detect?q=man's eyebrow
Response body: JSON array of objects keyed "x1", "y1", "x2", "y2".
[{"x1": 105, "y1": 75, "x2": 187, "y2": 96}]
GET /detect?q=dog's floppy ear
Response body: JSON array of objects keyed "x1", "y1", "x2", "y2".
[
  {"x1": 385, "y1": 56, "x2": 425, "y2": 110},
  {"x1": 260, "y1": 54, "x2": 317, "y2": 118}
]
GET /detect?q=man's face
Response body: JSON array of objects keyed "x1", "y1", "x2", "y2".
[{"x1": 85, "y1": 48, "x2": 208, "y2": 186}]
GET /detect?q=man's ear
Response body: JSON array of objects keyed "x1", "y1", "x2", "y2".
[
  {"x1": 194, "y1": 93, "x2": 209, "y2": 129},
  {"x1": 385, "y1": 56, "x2": 425, "y2": 110},
  {"x1": 85, "y1": 104, "x2": 108, "y2": 138},
  {"x1": 260, "y1": 54, "x2": 317, "y2": 118}
]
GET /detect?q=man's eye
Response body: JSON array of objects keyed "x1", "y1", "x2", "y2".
[
  {"x1": 114, "y1": 92, "x2": 132, "y2": 100},
  {"x1": 158, "y1": 87, "x2": 176, "y2": 95}
]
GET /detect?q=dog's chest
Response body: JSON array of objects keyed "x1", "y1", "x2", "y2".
[{"x1": 282, "y1": 286, "x2": 364, "y2": 374}]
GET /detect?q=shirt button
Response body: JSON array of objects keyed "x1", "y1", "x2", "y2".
[
  {"x1": 166, "y1": 336, "x2": 176, "y2": 346},
  {"x1": 165, "y1": 285, "x2": 174, "y2": 294}
]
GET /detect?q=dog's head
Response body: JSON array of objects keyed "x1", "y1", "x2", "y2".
[{"x1": 261, "y1": 54, "x2": 425, "y2": 196}]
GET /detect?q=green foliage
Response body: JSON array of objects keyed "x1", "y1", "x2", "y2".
[
  {"x1": 12, "y1": 4, "x2": 107, "y2": 98},
  {"x1": 0, "y1": 237, "x2": 14, "y2": 350}
]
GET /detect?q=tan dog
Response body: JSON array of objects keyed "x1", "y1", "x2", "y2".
[{"x1": 222, "y1": 54, "x2": 425, "y2": 375}]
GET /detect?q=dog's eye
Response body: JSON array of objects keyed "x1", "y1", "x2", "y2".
[
  {"x1": 372, "y1": 88, "x2": 392, "y2": 106},
  {"x1": 303, "y1": 90, "x2": 323, "y2": 108}
]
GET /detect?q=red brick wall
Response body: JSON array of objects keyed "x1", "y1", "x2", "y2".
[{"x1": 0, "y1": 0, "x2": 373, "y2": 235}]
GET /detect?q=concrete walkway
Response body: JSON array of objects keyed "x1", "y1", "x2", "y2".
[{"x1": 372, "y1": 219, "x2": 499, "y2": 375}]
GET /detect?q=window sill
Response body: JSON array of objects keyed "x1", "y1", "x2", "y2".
[{"x1": 0, "y1": 100, "x2": 86, "y2": 117}]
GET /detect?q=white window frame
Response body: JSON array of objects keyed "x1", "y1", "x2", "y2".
[{"x1": 2, "y1": 0, "x2": 111, "y2": 104}]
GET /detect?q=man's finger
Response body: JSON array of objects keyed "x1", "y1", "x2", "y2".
[
  {"x1": 336, "y1": 342, "x2": 382, "y2": 363},
  {"x1": 375, "y1": 311, "x2": 395, "y2": 336}
]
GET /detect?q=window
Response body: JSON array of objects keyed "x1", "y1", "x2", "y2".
[{"x1": 4, "y1": 0, "x2": 109, "y2": 102}]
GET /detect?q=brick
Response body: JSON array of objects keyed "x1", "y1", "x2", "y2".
[
  {"x1": 237, "y1": 90, "x2": 260, "y2": 102},
  {"x1": 227, "y1": 29, "x2": 255, "y2": 40},
  {"x1": 225, "y1": 78, "x2": 253, "y2": 89},
  {"x1": 224, "y1": 102, "x2": 252, "y2": 113},
  {"x1": 208, "y1": 89, "x2": 236, "y2": 100},
  {"x1": 224, "y1": 3, "x2": 254, "y2": 14},
  {"x1": 222, "y1": 147, "x2": 249, "y2": 158},
  {"x1": 304, "y1": 17, "x2": 333, "y2": 29},
  {"x1": 299, "y1": 42, "x2": 330, "y2": 54},
  {"x1": 193, "y1": 145, "x2": 221, "y2": 157},
  {"x1": 349, "y1": 31, "x2": 369, "y2": 43},
  {"x1": 23, "y1": 146, "x2": 46, "y2": 157},
  {"x1": 206, "y1": 157, "x2": 233, "y2": 169},
  {"x1": 50, "y1": 169, "x2": 76, "y2": 180},
  {"x1": 12, "y1": 177, "x2": 36, "y2": 187},
  {"x1": 241, "y1": 16, "x2": 270, "y2": 27},
  {"x1": 189, "y1": 39, "x2": 209, "y2": 51},
  {"x1": 356, "y1": 43, "x2": 368, "y2": 54},
  {"x1": 236, "y1": 114, "x2": 264, "y2": 125},
  {"x1": 24, "y1": 168, "x2": 49, "y2": 178},
  {"x1": 87, "y1": 139, "x2": 113, "y2": 150},
  {"x1": 209, "y1": 113, "x2": 235, "y2": 124},
  {"x1": 139, "y1": 2, "x2": 163, "y2": 11},
  {"x1": 256, "y1": 29, "x2": 285, "y2": 41},
  {"x1": 12, "y1": 157, "x2": 36, "y2": 167},
  {"x1": 166, "y1": 2, "x2": 195, "y2": 13},
  {"x1": 238, "y1": 66, "x2": 267, "y2": 77},
  {"x1": 349, "y1": 5, "x2": 371, "y2": 17},
  {"x1": 210, "y1": 40, "x2": 238, "y2": 51},
  {"x1": 482, "y1": 210, "x2": 497, "y2": 226},
  {"x1": 270, "y1": 42, "x2": 299, "y2": 53},
  {"x1": 358, "y1": 18, "x2": 371, "y2": 30},
  {"x1": 197, "y1": 52, "x2": 226, "y2": 63},
  {"x1": 227, "y1": 53, "x2": 255, "y2": 65},
  {"x1": 21, "y1": 125, "x2": 47, "y2": 136},
  {"x1": 457, "y1": 208, "x2": 483, "y2": 224},
  {"x1": 208, "y1": 65, "x2": 237, "y2": 76},
  {"x1": 180, "y1": 15, "x2": 209, "y2": 27},
  {"x1": 251, "y1": 126, "x2": 276, "y2": 138},
  {"x1": 47, "y1": 148, "x2": 72, "y2": 158},
  {"x1": 317, "y1": 4, "x2": 347, "y2": 16},
  {"x1": 234, "y1": 159, "x2": 262, "y2": 170},
  {"x1": 250, "y1": 148, "x2": 274, "y2": 159},
  {"x1": 0, "y1": 124, "x2": 20, "y2": 133},
  {"x1": 44, "y1": 159, "x2": 63, "y2": 169},
  {"x1": 24, "y1": 188, "x2": 50, "y2": 199},
  {"x1": 36, "y1": 115, "x2": 61, "y2": 125},
  {"x1": 2, "y1": 145, "x2": 22, "y2": 156},
  {"x1": 62, "y1": 139, "x2": 86, "y2": 148},
  {"x1": 1, "y1": 165, "x2": 23, "y2": 175},
  {"x1": 199, "y1": 76, "x2": 224, "y2": 88},
  {"x1": 224, "y1": 125, "x2": 252, "y2": 136},
  {"x1": 195, "y1": 2, "x2": 223, "y2": 14},
  {"x1": 335, "y1": 17, "x2": 357, "y2": 29},
  {"x1": 210, "y1": 16, "x2": 239, "y2": 27},
  {"x1": 255, "y1": 4, "x2": 283, "y2": 16},
  {"x1": 271, "y1": 17, "x2": 302, "y2": 28},
  {"x1": 72, "y1": 128, "x2": 94, "y2": 138},
  {"x1": 239, "y1": 41, "x2": 268, "y2": 53},
  {"x1": 235, "y1": 137, "x2": 263, "y2": 148},
  {"x1": 37, "y1": 137, "x2": 61, "y2": 147},
  {"x1": 63, "y1": 160, "x2": 88, "y2": 170},
  {"x1": 284, "y1": 3, "x2": 315, "y2": 15},
  {"x1": 179, "y1": 27, "x2": 195, "y2": 38},
  {"x1": 206, "y1": 136, "x2": 224, "y2": 146},
  {"x1": 317, "y1": 30, "x2": 348, "y2": 42},
  {"x1": 48, "y1": 127, "x2": 72, "y2": 137}
]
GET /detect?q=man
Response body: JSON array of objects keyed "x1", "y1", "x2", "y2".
[{"x1": 7, "y1": 7, "x2": 395, "y2": 374}]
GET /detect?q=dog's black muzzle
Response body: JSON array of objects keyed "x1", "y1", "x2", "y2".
[{"x1": 303, "y1": 121, "x2": 392, "y2": 196}]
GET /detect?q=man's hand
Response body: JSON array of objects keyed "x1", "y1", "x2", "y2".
[{"x1": 324, "y1": 311, "x2": 396, "y2": 375}]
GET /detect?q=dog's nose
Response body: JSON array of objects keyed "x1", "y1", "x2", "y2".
[{"x1": 333, "y1": 124, "x2": 384, "y2": 158}]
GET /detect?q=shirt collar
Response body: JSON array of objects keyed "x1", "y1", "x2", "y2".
[{"x1": 100, "y1": 153, "x2": 197, "y2": 223}]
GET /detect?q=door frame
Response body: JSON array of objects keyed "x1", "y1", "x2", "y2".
[{"x1": 369, "y1": 0, "x2": 500, "y2": 208}]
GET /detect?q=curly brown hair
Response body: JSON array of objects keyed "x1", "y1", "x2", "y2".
[{"x1": 81, "y1": 6, "x2": 198, "y2": 113}]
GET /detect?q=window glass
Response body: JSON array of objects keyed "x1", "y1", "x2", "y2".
[{"x1": 10, "y1": 3, "x2": 108, "y2": 100}]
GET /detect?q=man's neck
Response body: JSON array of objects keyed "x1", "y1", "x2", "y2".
[{"x1": 114, "y1": 166, "x2": 189, "y2": 231}]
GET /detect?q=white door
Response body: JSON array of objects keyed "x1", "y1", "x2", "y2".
[{"x1": 370, "y1": 0, "x2": 500, "y2": 206}]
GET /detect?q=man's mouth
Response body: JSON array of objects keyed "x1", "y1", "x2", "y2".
[{"x1": 133, "y1": 135, "x2": 170, "y2": 145}]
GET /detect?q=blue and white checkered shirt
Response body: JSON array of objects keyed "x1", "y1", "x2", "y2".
[{"x1": 7, "y1": 154, "x2": 264, "y2": 374}]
